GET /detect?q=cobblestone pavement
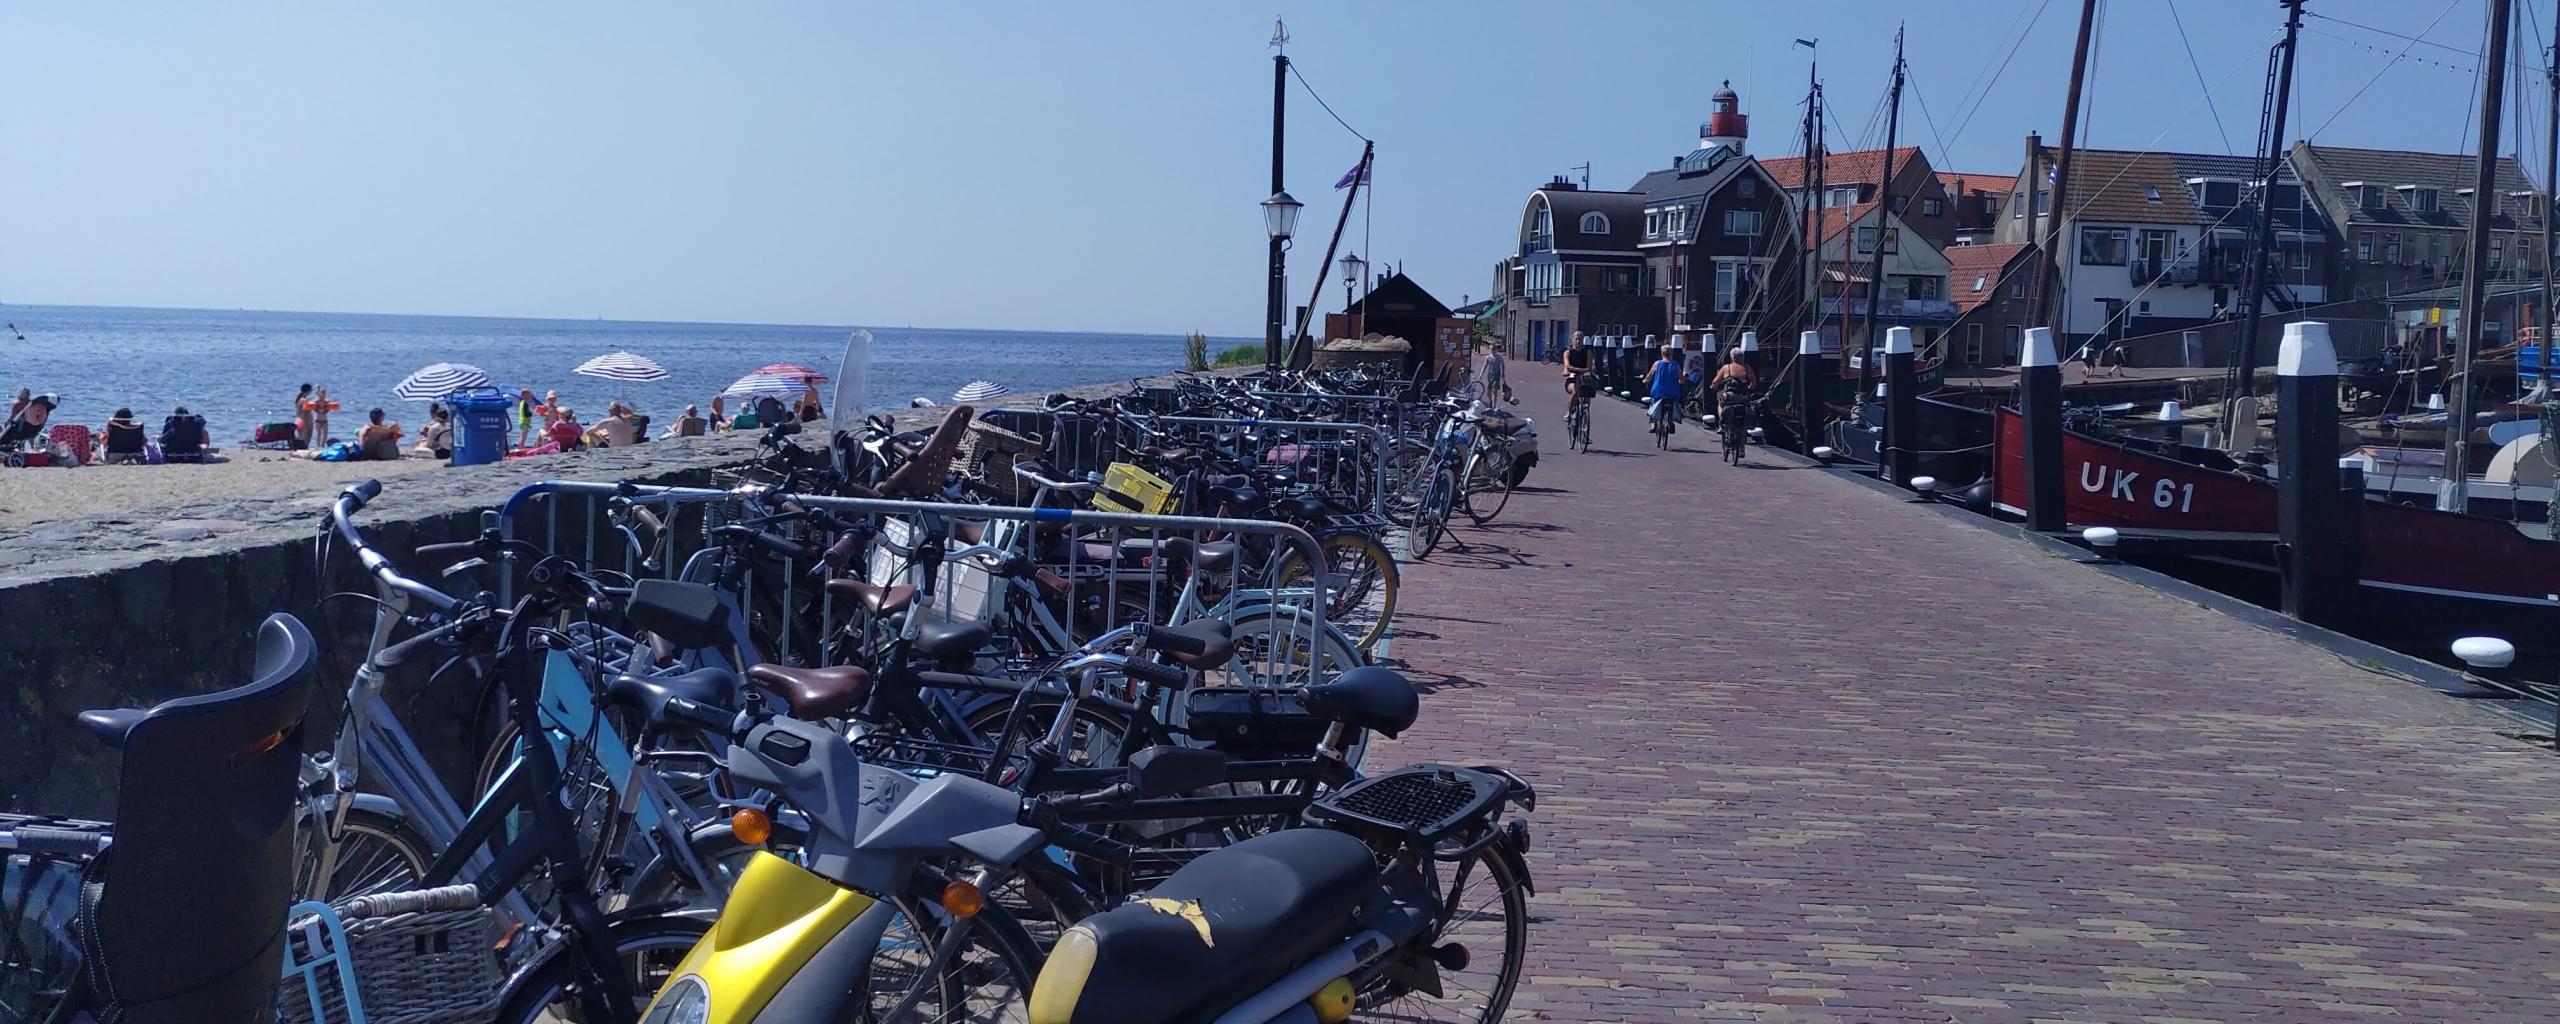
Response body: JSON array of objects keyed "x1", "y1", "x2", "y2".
[{"x1": 1375, "y1": 375, "x2": 2560, "y2": 1023}]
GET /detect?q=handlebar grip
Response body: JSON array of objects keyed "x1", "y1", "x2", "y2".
[
  {"x1": 659, "y1": 695, "x2": 740, "y2": 736},
  {"x1": 1123, "y1": 658, "x2": 1189, "y2": 690},
  {"x1": 342, "y1": 479, "x2": 384, "y2": 511},
  {"x1": 376, "y1": 618, "x2": 465, "y2": 669},
  {"x1": 8, "y1": 827, "x2": 110, "y2": 857},
  {"x1": 1138, "y1": 624, "x2": 1207, "y2": 657},
  {"x1": 1048, "y1": 825, "x2": 1134, "y2": 867},
  {"x1": 715, "y1": 526, "x2": 820, "y2": 564},
  {"x1": 413, "y1": 541, "x2": 485, "y2": 568}
]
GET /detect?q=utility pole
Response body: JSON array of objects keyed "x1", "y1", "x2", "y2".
[
  {"x1": 2230, "y1": 0, "x2": 2308, "y2": 423},
  {"x1": 2445, "y1": 0, "x2": 2515, "y2": 512},
  {"x1": 2037, "y1": 0, "x2": 2101, "y2": 349},
  {"x1": 1858, "y1": 26, "x2": 1905, "y2": 403},
  {"x1": 1266, "y1": 46, "x2": 1289, "y2": 371}
]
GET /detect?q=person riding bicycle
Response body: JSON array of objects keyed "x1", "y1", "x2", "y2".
[
  {"x1": 1560, "y1": 332, "x2": 1594, "y2": 406},
  {"x1": 1712, "y1": 350, "x2": 1759, "y2": 429},
  {"x1": 1644, "y1": 345, "x2": 1683, "y2": 431}
]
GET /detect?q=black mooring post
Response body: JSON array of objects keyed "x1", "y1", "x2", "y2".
[
  {"x1": 2338, "y1": 461, "x2": 2366, "y2": 609},
  {"x1": 1796, "y1": 330, "x2": 1827, "y2": 456},
  {"x1": 2021, "y1": 326, "x2": 2066, "y2": 532},
  {"x1": 2277, "y1": 320, "x2": 2352, "y2": 629},
  {"x1": 1883, "y1": 326, "x2": 1917, "y2": 484}
]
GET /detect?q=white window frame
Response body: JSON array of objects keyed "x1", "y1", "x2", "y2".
[
  {"x1": 1579, "y1": 212, "x2": 1611, "y2": 234},
  {"x1": 1714, "y1": 259, "x2": 1741, "y2": 313},
  {"x1": 1922, "y1": 197, "x2": 1943, "y2": 216},
  {"x1": 2003, "y1": 324, "x2": 2024, "y2": 362},
  {"x1": 2357, "y1": 230, "x2": 2374, "y2": 262},
  {"x1": 1723, "y1": 209, "x2": 1761, "y2": 237},
  {"x1": 1964, "y1": 323, "x2": 1984, "y2": 364}
]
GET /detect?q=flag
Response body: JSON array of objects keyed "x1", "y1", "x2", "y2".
[{"x1": 1335, "y1": 157, "x2": 1371, "y2": 190}]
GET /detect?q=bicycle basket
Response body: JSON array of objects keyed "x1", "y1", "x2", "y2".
[
  {"x1": 1091, "y1": 461, "x2": 1177, "y2": 516},
  {"x1": 1305, "y1": 764, "x2": 1511, "y2": 846},
  {"x1": 277, "y1": 885, "x2": 500, "y2": 1024},
  {"x1": 1573, "y1": 379, "x2": 1599, "y2": 399}
]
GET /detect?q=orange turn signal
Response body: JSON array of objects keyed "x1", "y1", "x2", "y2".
[
  {"x1": 941, "y1": 880, "x2": 985, "y2": 918},
  {"x1": 732, "y1": 807, "x2": 773, "y2": 846}
]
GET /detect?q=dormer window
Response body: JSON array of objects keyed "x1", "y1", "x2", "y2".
[
  {"x1": 1973, "y1": 275, "x2": 1987, "y2": 293},
  {"x1": 2188, "y1": 178, "x2": 2239, "y2": 208},
  {"x1": 2143, "y1": 185, "x2": 2162, "y2": 204},
  {"x1": 2411, "y1": 187, "x2": 2440, "y2": 214},
  {"x1": 1578, "y1": 212, "x2": 1611, "y2": 234},
  {"x1": 2345, "y1": 181, "x2": 2383, "y2": 211}
]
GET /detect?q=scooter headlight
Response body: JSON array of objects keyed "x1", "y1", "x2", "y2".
[{"x1": 642, "y1": 976, "x2": 710, "y2": 1024}]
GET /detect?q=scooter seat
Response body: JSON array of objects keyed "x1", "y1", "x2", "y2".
[{"x1": 1029, "y1": 829, "x2": 1379, "y2": 1024}]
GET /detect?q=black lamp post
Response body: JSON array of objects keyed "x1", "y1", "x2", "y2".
[
  {"x1": 1339, "y1": 251, "x2": 1367, "y2": 332},
  {"x1": 1262, "y1": 190, "x2": 1303, "y2": 371}
]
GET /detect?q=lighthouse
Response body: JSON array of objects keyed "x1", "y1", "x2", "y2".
[{"x1": 1701, "y1": 81, "x2": 1747, "y2": 153}]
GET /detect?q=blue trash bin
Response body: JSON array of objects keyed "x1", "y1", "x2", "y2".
[{"x1": 447, "y1": 387, "x2": 512, "y2": 467}]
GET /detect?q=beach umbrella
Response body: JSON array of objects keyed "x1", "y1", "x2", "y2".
[
  {"x1": 394, "y1": 362, "x2": 491, "y2": 401},
  {"x1": 721, "y1": 372, "x2": 808, "y2": 399},
  {"x1": 951, "y1": 380, "x2": 1011, "y2": 404},
  {"x1": 754, "y1": 362, "x2": 830, "y2": 383},
  {"x1": 573, "y1": 351, "x2": 669, "y2": 383}
]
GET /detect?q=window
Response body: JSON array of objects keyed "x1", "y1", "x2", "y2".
[
  {"x1": 1723, "y1": 210, "x2": 1762, "y2": 236},
  {"x1": 1714, "y1": 260, "x2": 1740, "y2": 312},
  {"x1": 1606, "y1": 269, "x2": 1634, "y2": 293},
  {"x1": 2385, "y1": 233, "x2": 2400, "y2": 263},
  {"x1": 2078, "y1": 226, "x2": 2130, "y2": 265},
  {"x1": 1973, "y1": 274, "x2": 1988, "y2": 293},
  {"x1": 2138, "y1": 300, "x2": 2151, "y2": 313},
  {"x1": 1738, "y1": 176, "x2": 1757, "y2": 199},
  {"x1": 1827, "y1": 186, "x2": 1859, "y2": 207},
  {"x1": 2034, "y1": 190, "x2": 2051, "y2": 216},
  {"x1": 1857, "y1": 226, "x2": 1876, "y2": 252},
  {"x1": 2004, "y1": 325, "x2": 2024, "y2": 362},
  {"x1": 1668, "y1": 207, "x2": 1687, "y2": 236},
  {"x1": 2357, "y1": 230, "x2": 2374, "y2": 262},
  {"x1": 1903, "y1": 276, "x2": 1941, "y2": 300},
  {"x1": 1644, "y1": 211, "x2": 1660, "y2": 235},
  {"x1": 2143, "y1": 185, "x2": 2163, "y2": 204},
  {"x1": 2413, "y1": 188, "x2": 2439, "y2": 214},
  {"x1": 1984, "y1": 195, "x2": 2002, "y2": 217},
  {"x1": 1923, "y1": 197, "x2": 1944, "y2": 216},
  {"x1": 2011, "y1": 193, "x2": 2025, "y2": 219},
  {"x1": 2009, "y1": 280, "x2": 2025, "y2": 299},
  {"x1": 2292, "y1": 247, "x2": 2310, "y2": 269},
  {"x1": 2492, "y1": 238, "x2": 2505, "y2": 270},
  {"x1": 2353, "y1": 184, "x2": 2384, "y2": 211},
  {"x1": 2271, "y1": 183, "x2": 2302, "y2": 210},
  {"x1": 2201, "y1": 181, "x2": 2237, "y2": 208},
  {"x1": 1579, "y1": 212, "x2": 1610, "y2": 234},
  {"x1": 1965, "y1": 323, "x2": 1985, "y2": 364}
]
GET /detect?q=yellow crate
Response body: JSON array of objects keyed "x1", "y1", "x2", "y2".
[{"x1": 1092, "y1": 461, "x2": 1177, "y2": 515}]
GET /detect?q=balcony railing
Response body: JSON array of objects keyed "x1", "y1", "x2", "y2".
[{"x1": 1817, "y1": 296, "x2": 1958, "y2": 323}]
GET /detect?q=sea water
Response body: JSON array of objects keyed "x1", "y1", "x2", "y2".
[{"x1": 0, "y1": 304, "x2": 1234, "y2": 438}]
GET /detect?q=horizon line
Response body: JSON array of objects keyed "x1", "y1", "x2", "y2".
[{"x1": 0, "y1": 298, "x2": 1259, "y2": 342}]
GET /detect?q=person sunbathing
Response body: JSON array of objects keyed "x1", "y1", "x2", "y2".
[{"x1": 100, "y1": 408, "x2": 148, "y2": 465}]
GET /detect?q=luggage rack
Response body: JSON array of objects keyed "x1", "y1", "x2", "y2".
[{"x1": 1305, "y1": 764, "x2": 1533, "y2": 851}]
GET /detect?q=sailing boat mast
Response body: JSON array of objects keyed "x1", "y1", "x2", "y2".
[
  {"x1": 1859, "y1": 27, "x2": 1905, "y2": 403},
  {"x1": 2445, "y1": 0, "x2": 2516, "y2": 513},
  {"x1": 2541, "y1": 8, "x2": 2558, "y2": 397},
  {"x1": 2035, "y1": 1, "x2": 2101, "y2": 351},
  {"x1": 2228, "y1": 0, "x2": 2308, "y2": 427},
  {"x1": 1803, "y1": 45, "x2": 1823, "y2": 330}
]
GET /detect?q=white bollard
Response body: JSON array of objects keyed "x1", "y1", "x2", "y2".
[
  {"x1": 2450, "y1": 636, "x2": 2517, "y2": 670},
  {"x1": 2081, "y1": 526, "x2": 2120, "y2": 564}
]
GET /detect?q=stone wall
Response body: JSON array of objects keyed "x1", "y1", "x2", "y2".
[{"x1": 2, "y1": 369, "x2": 1237, "y2": 816}]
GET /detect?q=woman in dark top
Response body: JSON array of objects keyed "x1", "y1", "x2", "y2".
[
  {"x1": 101, "y1": 407, "x2": 148, "y2": 464},
  {"x1": 159, "y1": 405, "x2": 209, "y2": 463}
]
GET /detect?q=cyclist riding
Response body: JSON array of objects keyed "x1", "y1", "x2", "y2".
[
  {"x1": 1711, "y1": 350, "x2": 1759, "y2": 455},
  {"x1": 1560, "y1": 332, "x2": 1594, "y2": 407},
  {"x1": 1644, "y1": 345, "x2": 1683, "y2": 439},
  {"x1": 1710, "y1": 347, "x2": 1759, "y2": 397}
]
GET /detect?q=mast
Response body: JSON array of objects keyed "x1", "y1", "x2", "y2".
[
  {"x1": 2445, "y1": 0, "x2": 2515, "y2": 512},
  {"x1": 2542, "y1": 7, "x2": 2557, "y2": 396},
  {"x1": 1803, "y1": 54, "x2": 1821, "y2": 318},
  {"x1": 1266, "y1": 49, "x2": 1289, "y2": 371},
  {"x1": 1859, "y1": 27, "x2": 1905, "y2": 403},
  {"x1": 2036, "y1": 0, "x2": 2101, "y2": 347},
  {"x1": 2230, "y1": 0, "x2": 2307, "y2": 416}
]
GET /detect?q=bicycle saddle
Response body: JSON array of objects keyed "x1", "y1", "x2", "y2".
[
  {"x1": 744, "y1": 664, "x2": 873, "y2": 720},
  {"x1": 1030, "y1": 828, "x2": 1379, "y2": 1024},
  {"x1": 1157, "y1": 537, "x2": 1239, "y2": 575},
  {"x1": 1301, "y1": 665, "x2": 1420, "y2": 739},
  {"x1": 605, "y1": 667, "x2": 744, "y2": 730},
  {"x1": 825, "y1": 578, "x2": 916, "y2": 617},
  {"x1": 912, "y1": 615, "x2": 993, "y2": 664}
]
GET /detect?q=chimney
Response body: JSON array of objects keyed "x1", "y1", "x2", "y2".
[{"x1": 1548, "y1": 174, "x2": 1577, "y2": 192}]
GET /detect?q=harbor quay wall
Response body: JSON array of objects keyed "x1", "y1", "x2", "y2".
[{"x1": 0, "y1": 370, "x2": 1218, "y2": 817}]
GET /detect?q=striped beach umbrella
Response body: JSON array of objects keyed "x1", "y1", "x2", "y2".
[
  {"x1": 951, "y1": 380, "x2": 1010, "y2": 404},
  {"x1": 573, "y1": 351, "x2": 669, "y2": 383},
  {"x1": 753, "y1": 362, "x2": 830, "y2": 383},
  {"x1": 721, "y1": 372, "x2": 808, "y2": 399},
  {"x1": 393, "y1": 362, "x2": 491, "y2": 401}
]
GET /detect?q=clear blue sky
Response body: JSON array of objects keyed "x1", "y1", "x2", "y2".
[{"x1": 0, "y1": 1, "x2": 2542, "y2": 335}]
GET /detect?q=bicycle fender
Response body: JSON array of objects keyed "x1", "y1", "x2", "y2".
[
  {"x1": 1491, "y1": 826, "x2": 1536, "y2": 898},
  {"x1": 311, "y1": 790, "x2": 405, "y2": 822}
]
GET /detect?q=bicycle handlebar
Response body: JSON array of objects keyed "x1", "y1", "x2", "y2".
[
  {"x1": 330, "y1": 482, "x2": 459, "y2": 613},
  {"x1": 0, "y1": 826, "x2": 111, "y2": 857}
]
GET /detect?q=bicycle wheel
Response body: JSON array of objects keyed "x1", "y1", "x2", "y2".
[
  {"x1": 1204, "y1": 603, "x2": 1367, "y2": 695},
  {"x1": 1411, "y1": 467, "x2": 1454, "y2": 559},
  {"x1": 1272, "y1": 530, "x2": 1400, "y2": 651},
  {"x1": 487, "y1": 912, "x2": 708, "y2": 1024},
  {"x1": 865, "y1": 869, "x2": 1046, "y2": 1023},
  {"x1": 297, "y1": 805, "x2": 433, "y2": 902},
  {"x1": 1352, "y1": 848, "x2": 1530, "y2": 1024}
]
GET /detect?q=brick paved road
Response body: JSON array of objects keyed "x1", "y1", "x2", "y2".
[{"x1": 1379, "y1": 376, "x2": 2560, "y2": 1022}]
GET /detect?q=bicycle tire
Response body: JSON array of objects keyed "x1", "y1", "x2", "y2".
[
  {"x1": 865, "y1": 868, "x2": 1046, "y2": 1023},
  {"x1": 1475, "y1": 464, "x2": 1516, "y2": 522},
  {"x1": 1351, "y1": 847, "x2": 1530, "y2": 1024},
  {"x1": 1271, "y1": 530, "x2": 1400, "y2": 651},
  {"x1": 487, "y1": 912, "x2": 708, "y2": 1024},
  {"x1": 297, "y1": 805, "x2": 434, "y2": 902},
  {"x1": 1412, "y1": 467, "x2": 1455, "y2": 559}
]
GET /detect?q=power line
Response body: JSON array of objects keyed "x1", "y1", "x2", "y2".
[{"x1": 2166, "y1": 0, "x2": 2237, "y2": 154}]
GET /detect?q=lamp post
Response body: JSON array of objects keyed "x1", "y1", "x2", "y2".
[
  {"x1": 1339, "y1": 251, "x2": 1367, "y2": 336},
  {"x1": 1261, "y1": 190, "x2": 1303, "y2": 371}
]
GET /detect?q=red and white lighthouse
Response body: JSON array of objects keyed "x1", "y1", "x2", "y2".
[{"x1": 1702, "y1": 81, "x2": 1747, "y2": 153}]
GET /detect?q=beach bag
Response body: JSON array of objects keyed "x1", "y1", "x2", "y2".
[
  {"x1": 255, "y1": 422, "x2": 295, "y2": 444},
  {"x1": 313, "y1": 441, "x2": 358, "y2": 463},
  {"x1": 144, "y1": 442, "x2": 163, "y2": 465}
]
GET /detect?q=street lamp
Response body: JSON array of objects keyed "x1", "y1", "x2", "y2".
[
  {"x1": 1339, "y1": 252, "x2": 1367, "y2": 312},
  {"x1": 1262, "y1": 191, "x2": 1303, "y2": 242}
]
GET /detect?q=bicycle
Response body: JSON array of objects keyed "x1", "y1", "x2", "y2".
[
  {"x1": 1564, "y1": 375, "x2": 1595, "y2": 453},
  {"x1": 1716, "y1": 386, "x2": 1755, "y2": 466},
  {"x1": 1649, "y1": 396, "x2": 1675, "y2": 450}
]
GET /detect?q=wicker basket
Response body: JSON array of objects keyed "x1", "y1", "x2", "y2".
[
  {"x1": 279, "y1": 885, "x2": 503, "y2": 1024},
  {"x1": 959, "y1": 420, "x2": 1044, "y2": 504}
]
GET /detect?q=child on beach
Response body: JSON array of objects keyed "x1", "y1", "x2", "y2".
[
  {"x1": 514, "y1": 389, "x2": 540, "y2": 448},
  {"x1": 305, "y1": 387, "x2": 339, "y2": 449}
]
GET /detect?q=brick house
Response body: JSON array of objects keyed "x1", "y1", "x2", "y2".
[
  {"x1": 1942, "y1": 242, "x2": 2039, "y2": 370},
  {"x1": 1937, "y1": 171, "x2": 2015, "y2": 245},
  {"x1": 1764, "y1": 145, "x2": 1960, "y2": 251},
  {"x1": 1491, "y1": 178, "x2": 1652, "y2": 361},
  {"x1": 2289, "y1": 142, "x2": 2548, "y2": 302}
]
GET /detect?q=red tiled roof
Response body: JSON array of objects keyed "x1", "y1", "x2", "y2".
[
  {"x1": 1936, "y1": 171, "x2": 2016, "y2": 198},
  {"x1": 1763, "y1": 147, "x2": 1923, "y2": 190},
  {"x1": 1945, "y1": 242, "x2": 2033, "y2": 315},
  {"x1": 1818, "y1": 201, "x2": 1882, "y2": 246}
]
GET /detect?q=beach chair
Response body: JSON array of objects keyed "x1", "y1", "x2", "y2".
[
  {"x1": 159, "y1": 414, "x2": 209, "y2": 463},
  {"x1": 47, "y1": 424, "x2": 93, "y2": 467}
]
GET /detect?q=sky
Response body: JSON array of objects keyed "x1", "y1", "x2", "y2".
[{"x1": 0, "y1": 1, "x2": 2550, "y2": 336}]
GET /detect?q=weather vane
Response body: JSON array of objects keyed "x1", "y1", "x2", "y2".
[{"x1": 1270, "y1": 17, "x2": 1289, "y2": 53}]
